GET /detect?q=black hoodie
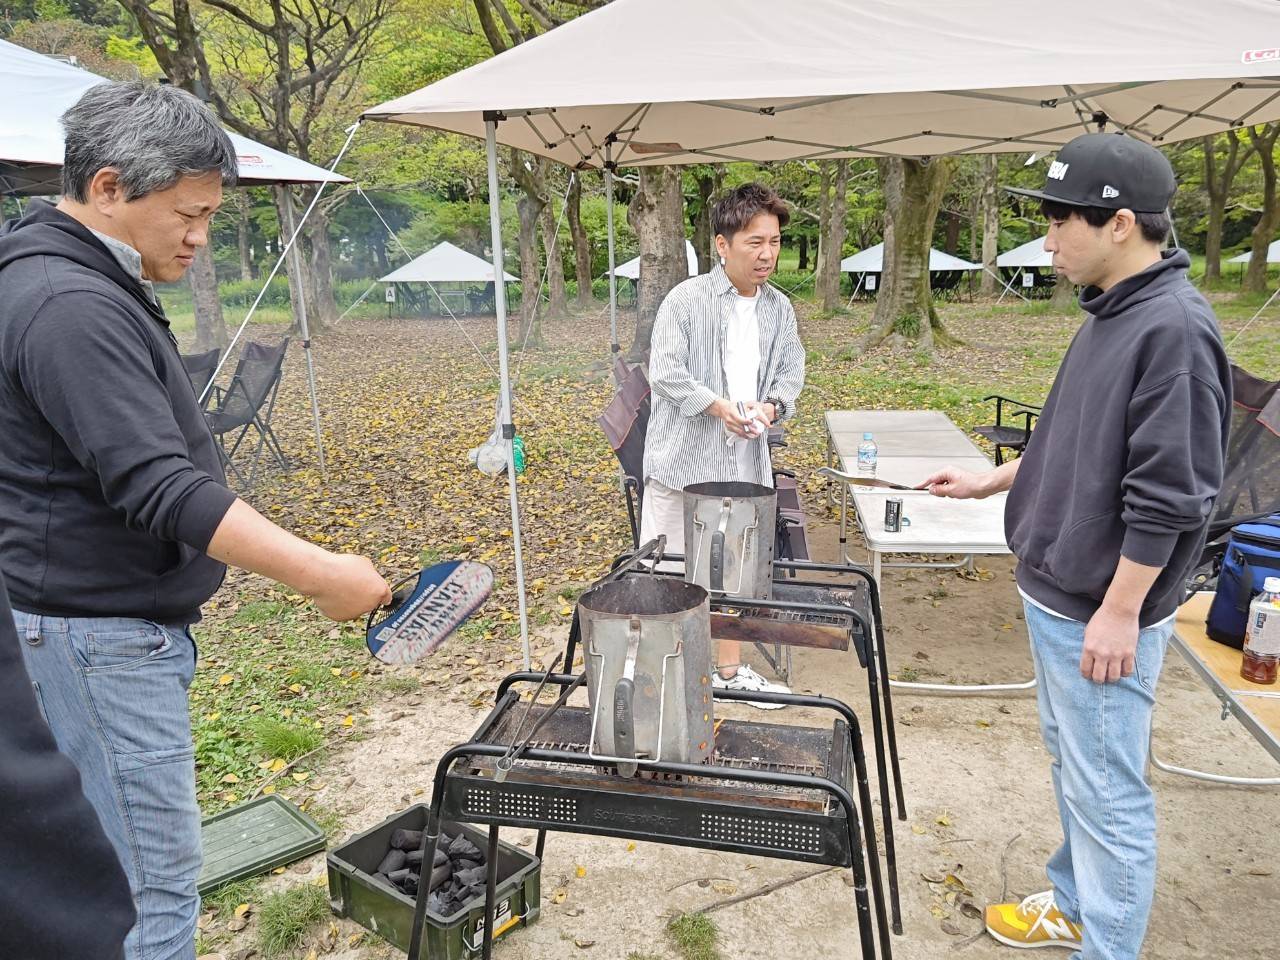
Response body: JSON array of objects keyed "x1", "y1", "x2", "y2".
[
  {"x1": 0, "y1": 201, "x2": 235, "y2": 623},
  {"x1": 1005, "y1": 249, "x2": 1231, "y2": 628}
]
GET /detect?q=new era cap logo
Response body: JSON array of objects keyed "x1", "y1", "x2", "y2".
[
  {"x1": 1102, "y1": 185, "x2": 1120, "y2": 199},
  {"x1": 1047, "y1": 161, "x2": 1069, "y2": 181}
]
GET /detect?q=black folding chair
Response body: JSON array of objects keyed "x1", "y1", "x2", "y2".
[
  {"x1": 1187, "y1": 364, "x2": 1280, "y2": 595},
  {"x1": 204, "y1": 339, "x2": 291, "y2": 488},
  {"x1": 180, "y1": 348, "x2": 220, "y2": 410},
  {"x1": 973, "y1": 393, "x2": 1042, "y2": 464}
]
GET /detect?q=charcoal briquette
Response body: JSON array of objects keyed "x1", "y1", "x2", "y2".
[
  {"x1": 454, "y1": 865, "x2": 487, "y2": 887},
  {"x1": 387, "y1": 868, "x2": 412, "y2": 883},
  {"x1": 371, "y1": 872, "x2": 397, "y2": 891},
  {"x1": 446, "y1": 834, "x2": 481, "y2": 861},
  {"x1": 376, "y1": 848, "x2": 407, "y2": 875},
  {"x1": 453, "y1": 858, "x2": 480, "y2": 873},
  {"x1": 429, "y1": 862, "x2": 451, "y2": 890},
  {"x1": 390, "y1": 828, "x2": 424, "y2": 851}
]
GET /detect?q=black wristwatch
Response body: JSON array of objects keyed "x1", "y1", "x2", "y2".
[{"x1": 766, "y1": 396, "x2": 786, "y2": 419}]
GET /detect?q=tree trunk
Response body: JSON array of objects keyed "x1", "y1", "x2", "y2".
[
  {"x1": 1243, "y1": 124, "x2": 1279, "y2": 295},
  {"x1": 305, "y1": 205, "x2": 337, "y2": 333},
  {"x1": 865, "y1": 157, "x2": 955, "y2": 352},
  {"x1": 516, "y1": 189, "x2": 546, "y2": 345},
  {"x1": 819, "y1": 159, "x2": 850, "y2": 312},
  {"x1": 236, "y1": 193, "x2": 254, "y2": 281},
  {"x1": 273, "y1": 186, "x2": 307, "y2": 335},
  {"x1": 189, "y1": 243, "x2": 228, "y2": 350},
  {"x1": 540, "y1": 200, "x2": 568, "y2": 320},
  {"x1": 626, "y1": 165, "x2": 686, "y2": 361},
  {"x1": 979, "y1": 154, "x2": 1000, "y2": 295},
  {"x1": 1050, "y1": 273, "x2": 1076, "y2": 309},
  {"x1": 692, "y1": 168, "x2": 719, "y2": 274},
  {"x1": 797, "y1": 234, "x2": 809, "y2": 272},
  {"x1": 814, "y1": 162, "x2": 831, "y2": 294},
  {"x1": 943, "y1": 210, "x2": 961, "y2": 254},
  {"x1": 1202, "y1": 131, "x2": 1247, "y2": 284},
  {"x1": 567, "y1": 175, "x2": 593, "y2": 308}
]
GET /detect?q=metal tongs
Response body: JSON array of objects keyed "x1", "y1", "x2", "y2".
[{"x1": 494, "y1": 654, "x2": 587, "y2": 782}]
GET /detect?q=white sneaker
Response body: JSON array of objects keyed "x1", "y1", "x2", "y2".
[{"x1": 712, "y1": 664, "x2": 789, "y2": 709}]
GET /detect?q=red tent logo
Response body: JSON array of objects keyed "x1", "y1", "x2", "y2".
[
  {"x1": 1242, "y1": 48, "x2": 1280, "y2": 64},
  {"x1": 237, "y1": 154, "x2": 265, "y2": 165}
]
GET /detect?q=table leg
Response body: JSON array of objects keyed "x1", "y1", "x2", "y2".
[{"x1": 872, "y1": 550, "x2": 881, "y2": 586}]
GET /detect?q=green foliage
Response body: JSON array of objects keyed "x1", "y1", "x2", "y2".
[
  {"x1": 257, "y1": 883, "x2": 329, "y2": 957},
  {"x1": 247, "y1": 718, "x2": 324, "y2": 761},
  {"x1": 666, "y1": 913, "x2": 721, "y2": 960}
]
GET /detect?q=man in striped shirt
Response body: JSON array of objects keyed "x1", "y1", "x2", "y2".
[{"x1": 640, "y1": 183, "x2": 805, "y2": 706}]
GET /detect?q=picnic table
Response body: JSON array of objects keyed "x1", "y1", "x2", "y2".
[{"x1": 1152, "y1": 593, "x2": 1280, "y2": 786}]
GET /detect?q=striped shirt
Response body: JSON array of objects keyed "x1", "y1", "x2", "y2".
[{"x1": 643, "y1": 264, "x2": 805, "y2": 492}]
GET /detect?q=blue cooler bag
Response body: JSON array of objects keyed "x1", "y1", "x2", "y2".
[{"x1": 1206, "y1": 513, "x2": 1280, "y2": 649}]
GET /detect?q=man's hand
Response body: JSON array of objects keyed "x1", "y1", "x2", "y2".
[
  {"x1": 706, "y1": 398, "x2": 760, "y2": 439},
  {"x1": 1081, "y1": 604, "x2": 1139, "y2": 683},
  {"x1": 920, "y1": 466, "x2": 989, "y2": 499},
  {"x1": 743, "y1": 400, "x2": 775, "y2": 430},
  {"x1": 921, "y1": 457, "x2": 1021, "y2": 499},
  {"x1": 309, "y1": 554, "x2": 393, "y2": 622}
]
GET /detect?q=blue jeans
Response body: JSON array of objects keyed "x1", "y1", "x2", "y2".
[
  {"x1": 1023, "y1": 600, "x2": 1173, "y2": 960},
  {"x1": 12, "y1": 609, "x2": 201, "y2": 960}
]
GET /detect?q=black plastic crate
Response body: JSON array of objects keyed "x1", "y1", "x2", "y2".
[{"x1": 327, "y1": 805, "x2": 540, "y2": 959}]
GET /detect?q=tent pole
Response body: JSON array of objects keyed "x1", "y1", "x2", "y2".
[
  {"x1": 485, "y1": 115, "x2": 532, "y2": 671},
  {"x1": 604, "y1": 139, "x2": 620, "y2": 354},
  {"x1": 283, "y1": 194, "x2": 328, "y2": 479}
]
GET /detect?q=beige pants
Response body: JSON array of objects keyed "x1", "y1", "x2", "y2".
[{"x1": 638, "y1": 479, "x2": 685, "y2": 572}]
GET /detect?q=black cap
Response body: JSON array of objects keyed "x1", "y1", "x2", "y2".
[{"x1": 1005, "y1": 133, "x2": 1176, "y2": 214}]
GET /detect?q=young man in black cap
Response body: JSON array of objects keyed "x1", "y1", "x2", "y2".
[{"x1": 923, "y1": 133, "x2": 1230, "y2": 959}]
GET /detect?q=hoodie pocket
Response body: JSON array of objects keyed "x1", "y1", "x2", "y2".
[{"x1": 1044, "y1": 509, "x2": 1124, "y2": 599}]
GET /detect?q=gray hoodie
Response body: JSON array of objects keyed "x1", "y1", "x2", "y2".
[{"x1": 1006, "y1": 249, "x2": 1231, "y2": 628}]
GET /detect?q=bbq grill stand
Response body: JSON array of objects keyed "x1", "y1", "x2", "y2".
[
  {"x1": 577, "y1": 553, "x2": 906, "y2": 933},
  {"x1": 405, "y1": 676, "x2": 893, "y2": 960}
]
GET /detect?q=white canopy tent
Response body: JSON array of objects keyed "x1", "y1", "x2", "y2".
[
  {"x1": 0, "y1": 37, "x2": 351, "y2": 474},
  {"x1": 997, "y1": 235, "x2": 1054, "y2": 269},
  {"x1": 379, "y1": 240, "x2": 517, "y2": 283},
  {"x1": 362, "y1": 0, "x2": 1280, "y2": 733},
  {"x1": 0, "y1": 38, "x2": 349, "y2": 194},
  {"x1": 1228, "y1": 239, "x2": 1280, "y2": 264},
  {"x1": 608, "y1": 239, "x2": 698, "y2": 280},
  {"x1": 840, "y1": 242, "x2": 980, "y2": 274}
]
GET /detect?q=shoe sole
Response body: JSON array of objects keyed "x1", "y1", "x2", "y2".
[{"x1": 986, "y1": 928, "x2": 1081, "y2": 950}]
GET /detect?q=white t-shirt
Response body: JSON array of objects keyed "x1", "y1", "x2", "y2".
[{"x1": 724, "y1": 289, "x2": 763, "y2": 473}]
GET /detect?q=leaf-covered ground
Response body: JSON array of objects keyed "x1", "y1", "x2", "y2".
[{"x1": 177, "y1": 289, "x2": 1278, "y2": 815}]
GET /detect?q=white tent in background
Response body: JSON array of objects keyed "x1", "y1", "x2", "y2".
[
  {"x1": 0, "y1": 38, "x2": 349, "y2": 194},
  {"x1": 1228, "y1": 239, "x2": 1280, "y2": 264},
  {"x1": 608, "y1": 239, "x2": 698, "y2": 280},
  {"x1": 379, "y1": 241, "x2": 517, "y2": 283},
  {"x1": 0, "y1": 37, "x2": 350, "y2": 477},
  {"x1": 997, "y1": 236, "x2": 1054, "y2": 269},
  {"x1": 840, "y1": 242, "x2": 980, "y2": 274},
  {"x1": 362, "y1": 0, "x2": 1280, "y2": 796}
]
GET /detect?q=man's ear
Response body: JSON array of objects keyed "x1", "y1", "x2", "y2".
[
  {"x1": 1110, "y1": 208, "x2": 1137, "y2": 245},
  {"x1": 714, "y1": 233, "x2": 729, "y2": 261},
  {"x1": 87, "y1": 168, "x2": 126, "y2": 217}
]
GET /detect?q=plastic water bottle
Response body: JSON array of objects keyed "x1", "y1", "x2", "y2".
[
  {"x1": 1241, "y1": 576, "x2": 1280, "y2": 685},
  {"x1": 857, "y1": 432, "x2": 878, "y2": 476}
]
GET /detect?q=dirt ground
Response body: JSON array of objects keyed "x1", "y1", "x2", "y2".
[{"x1": 253, "y1": 521, "x2": 1279, "y2": 960}]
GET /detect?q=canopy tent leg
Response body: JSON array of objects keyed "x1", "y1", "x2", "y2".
[
  {"x1": 605, "y1": 138, "x2": 620, "y2": 354},
  {"x1": 485, "y1": 114, "x2": 532, "y2": 671},
  {"x1": 282, "y1": 195, "x2": 328, "y2": 479}
]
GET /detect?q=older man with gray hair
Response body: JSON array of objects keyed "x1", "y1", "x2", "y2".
[{"x1": 0, "y1": 82, "x2": 391, "y2": 959}]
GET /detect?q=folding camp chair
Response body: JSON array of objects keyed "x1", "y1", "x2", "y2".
[
  {"x1": 1186, "y1": 364, "x2": 1280, "y2": 593},
  {"x1": 180, "y1": 348, "x2": 221, "y2": 410},
  {"x1": 598, "y1": 358, "x2": 651, "y2": 546},
  {"x1": 204, "y1": 338, "x2": 291, "y2": 488},
  {"x1": 972, "y1": 394, "x2": 1042, "y2": 464}
]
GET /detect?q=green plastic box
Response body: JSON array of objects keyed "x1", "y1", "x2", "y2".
[
  {"x1": 327, "y1": 805, "x2": 541, "y2": 959},
  {"x1": 199, "y1": 795, "x2": 327, "y2": 895}
]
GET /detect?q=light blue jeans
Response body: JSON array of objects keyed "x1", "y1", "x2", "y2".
[
  {"x1": 1023, "y1": 600, "x2": 1173, "y2": 960},
  {"x1": 12, "y1": 609, "x2": 201, "y2": 960}
]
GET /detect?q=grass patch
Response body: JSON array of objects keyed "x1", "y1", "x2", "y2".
[
  {"x1": 248, "y1": 718, "x2": 324, "y2": 761},
  {"x1": 666, "y1": 913, "x2": 721, "y2": 960},
  {"x1": 234, "y1": 600, "x2": 294, "y2": 624},
  {"x1": 203, "y1": 876, "x2": 263, "y2": 917},
  {"x1": 381, "y1": 674, "x2": 421, "y2": 695},
  {"x1": 258, "y1": 883, "x2": 329, "y2": 958}
]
